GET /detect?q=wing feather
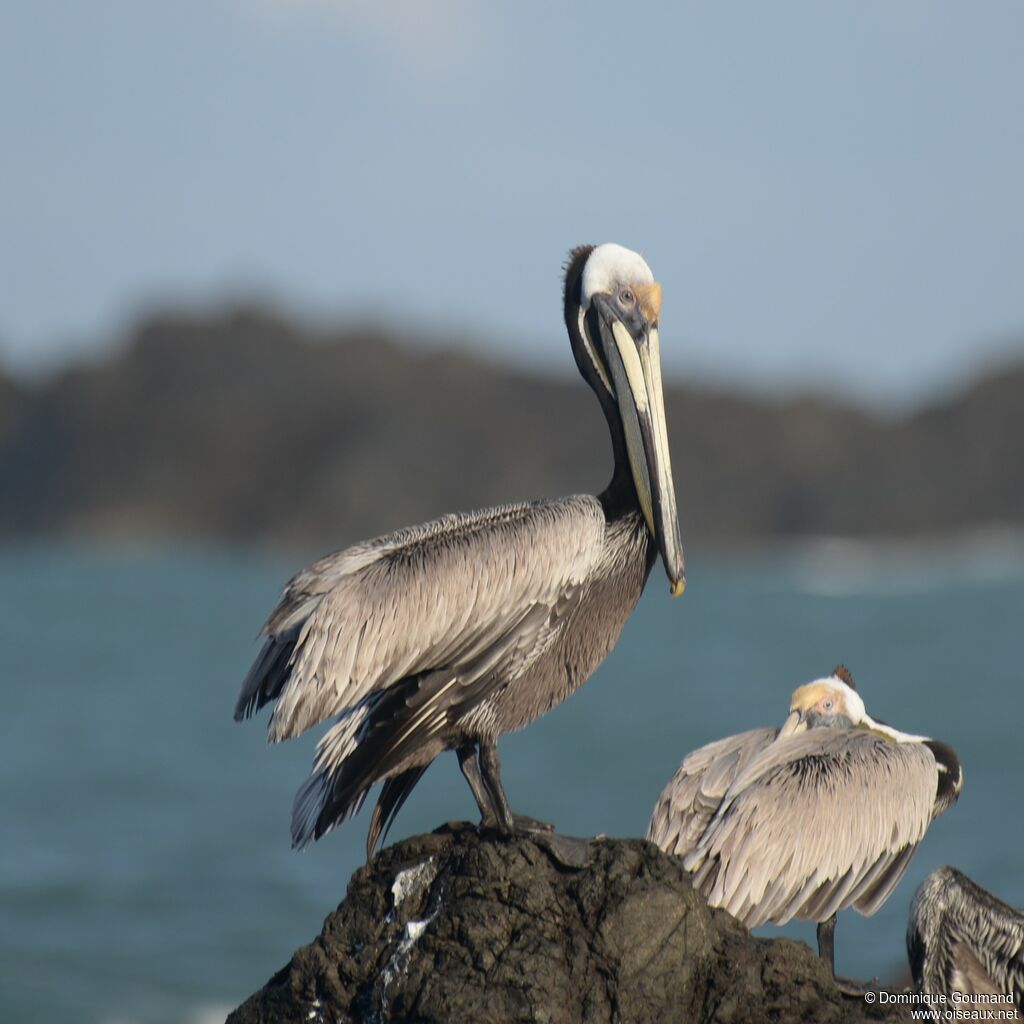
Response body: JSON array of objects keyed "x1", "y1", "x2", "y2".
[
  {"x1": 235, "y1": 496, "x2": 605, "y2": 741},
  {"x1": 646, "y1": 728, "x2": 778, "y2": 857},
  {"x1": 683, "y1": 731, "x2": 938, "y2": 927}
]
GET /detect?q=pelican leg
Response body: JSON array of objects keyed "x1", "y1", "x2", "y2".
[
  {"x1": 817, "y1": 914, "x2": 881, "y2": 997},
  {"x1": 457, "y1": 743, "x2": 494, "y2": 823},
  {"x1": 477, "y1": 740, "x2": 516, "y2": 834},
  {"x1": 460, "y1": 743, "x2": 551, "y2": 833},
  {"x1": 468, "y1": 741, "x2": 588, "y2": 866},
  {"x1": 817, "y1": 915, "x2": 837, "y2": 972}
]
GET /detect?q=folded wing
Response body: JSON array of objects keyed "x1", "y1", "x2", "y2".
[
  {"x1": 684, "y1": 731, "x2": 938, "y2": 927},
  {"x1": 647, "y1": 728, "x2": 779, "y2": 857},
  {"x1": 235, "y1": 496, "x2": 606, "y2": 743}
]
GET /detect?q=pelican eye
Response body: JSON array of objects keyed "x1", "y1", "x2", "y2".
[
  {"x1": 618, "y1": 287, "x2": 635, "y2": 307},
  {"x1": 822, "y1": 697, "x2": 835, "y2": 712}
]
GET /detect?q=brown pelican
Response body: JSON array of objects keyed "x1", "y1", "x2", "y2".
[
  {"x1": 908, "y1": 866, "x2": 1023, "y2": 1015},
  {"x1": 235, "y1": 243, "x2": 686, "y2": 858},
  {"x1": 647, "y1": 667, "x2": 962, "y2": 992}
]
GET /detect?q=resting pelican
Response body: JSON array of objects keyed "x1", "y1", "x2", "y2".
[
  {"x1": 647, "y1": 667, "x2": 962, "y2": 992},
  {"x1": 235, "y1": 243, "x2": 685, "y2": 858},
  {"x1": 908, "y1": 866, "x2": 1023, "y2": 1014}
]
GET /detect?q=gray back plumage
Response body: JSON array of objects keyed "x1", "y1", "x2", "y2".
[
  {"x1": 908, "y1": 866, "x2": 1024, "y2": 1012},
  {"x1": 236, "y1": 495, "x2": 605, "y2": 741},
  {"x1": 648, "y1": 727, "x2": 949, "y2": 928}
]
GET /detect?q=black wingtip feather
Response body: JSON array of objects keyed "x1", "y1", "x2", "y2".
[
  {"x1": 366, "y1": 766, "x2": 429, "y2": 860},
  {"x1": 233, "y1": 629, "x2": 299, "y2": 722}
]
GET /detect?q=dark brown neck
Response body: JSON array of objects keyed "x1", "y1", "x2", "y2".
[
  {"x1": 562, "y1": 244, "x2": 642, "y2": 525},
  {"x1": 925, "y1": 739, "x2": 962, "y2": 816}
]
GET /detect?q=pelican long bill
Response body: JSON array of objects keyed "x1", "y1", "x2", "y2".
[{"x1": 592, "y1": 292, "x2": 686, "y2": 596}]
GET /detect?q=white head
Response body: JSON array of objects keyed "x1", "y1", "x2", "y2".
[
  {"x1": 783, "y1": 674, "x2": 866, "y2": 732},
  {"x1": 581, "y1": 244, "x2": 656, "y2": 310},
  {"x1": 778, "y1": 665, "x2": 927, "y2": 743}
]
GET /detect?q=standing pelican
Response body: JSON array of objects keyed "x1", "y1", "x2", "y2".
[
  {"x1": 235, "y1": 243, "x2": 686, "y2": 858},
  {"x1": 908, "y1": 866, "x2": 1023, "y2": 1014},
  {"x1": 647, "y1": 667, "x2": 962, "y2": 992}
]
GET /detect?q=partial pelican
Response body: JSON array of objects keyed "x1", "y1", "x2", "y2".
[
  {"x1": 235, "y1": 243, "x2": 686, "y2": 858},
  {"x1": 647, "y1": 667, "x2": 962, "y2": 991},
  {"x1": 908, "y1": 866, "x2": 1023, "y2": 1014}
]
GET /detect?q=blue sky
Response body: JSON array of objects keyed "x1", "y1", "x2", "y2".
[{"x1": 2, "y1": 1, "x2": 1023, "y2": 402}]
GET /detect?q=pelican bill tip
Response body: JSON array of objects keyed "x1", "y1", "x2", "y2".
[{"x1": 670, "y1": 578, "x2": 686, "y2": 598}]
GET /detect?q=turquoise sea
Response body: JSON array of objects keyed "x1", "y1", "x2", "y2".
[{"x1": 3, "y1": 538, "x2": 1023, "y2": 1023}]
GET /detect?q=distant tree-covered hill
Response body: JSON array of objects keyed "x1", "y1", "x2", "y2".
[{"x1": 0, "y1": 308, "x2": 1021, "y2": 551}]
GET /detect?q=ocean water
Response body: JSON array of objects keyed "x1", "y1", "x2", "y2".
[{"x1": 2, "y1": 538, "x2": 1023, "y2": 1023}]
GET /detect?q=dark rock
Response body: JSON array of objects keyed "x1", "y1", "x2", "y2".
[{"x1": 227, "y1": 823, "x2": 910, "y2": 1024}]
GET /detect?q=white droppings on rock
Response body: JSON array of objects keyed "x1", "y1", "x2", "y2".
[
  {"x1": 378, "y1": 877, "x2": 442, "y2": 1016},
  {"x1": 390, "y1": 857, "x2": 437, "y2": 912},
  {"x1": 404, "y1": 918, "x2": 429, "y2": 943},
  {"x1": 381, "y1": 908, "x2": 439, "y2": 992}
]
